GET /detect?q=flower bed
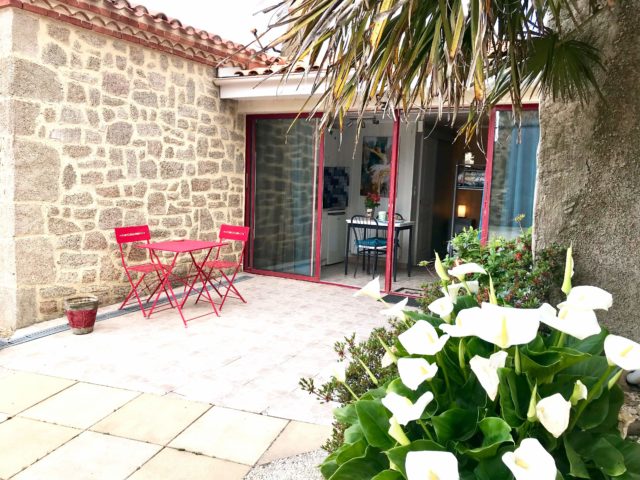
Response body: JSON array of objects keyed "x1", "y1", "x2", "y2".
[{"x1": 319, "y1": 249, "x2": 640, "y2": 479}]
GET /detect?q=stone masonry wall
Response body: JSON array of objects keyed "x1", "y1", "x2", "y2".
[
  {"x1": 0, "y1": 8, "x2": 18, "y2": 335},
  {"x1": 3, "y1": 8, "x2": 245, "y2": 328}
]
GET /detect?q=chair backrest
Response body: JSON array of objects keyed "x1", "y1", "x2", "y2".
[
  {"x1": 350, "y1": 215, "x2": 378, "y2": 243},
  {"x1": 394, "y1": 212, "x2": 404, "y2": 220},
  {"x1": 219, "y1": 224, "x2": 250, "y2": 243},
  {"x1": 115, "y1": 225, "x2": 151, "y2": 245}
]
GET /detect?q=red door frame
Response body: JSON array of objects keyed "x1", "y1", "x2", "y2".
[
  {"x1": 480, "y1": 103, "x2": 539, "y2": 244},
  {"x1": 244, "y1": 113, "x2": 325, "y2": 282},
  {"x1": 245, "y1": 105, "x2": 539, "y2": 294}
]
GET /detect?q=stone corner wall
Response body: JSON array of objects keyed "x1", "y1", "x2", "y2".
[
  {"x1": 534, "y1": 1, "x2": 640, "y2": 340},
  {"x1": 3, "y1": 8, "x2": 246, "y2": 328}
]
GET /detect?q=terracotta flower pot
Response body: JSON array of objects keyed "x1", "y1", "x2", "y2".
[{"x1": 64, "y1": 295, "x2": 99, "y2": 335}]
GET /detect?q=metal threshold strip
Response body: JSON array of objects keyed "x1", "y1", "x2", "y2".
[{"x1": 0, "y1": 276, "x2": 251, "y2": 351}]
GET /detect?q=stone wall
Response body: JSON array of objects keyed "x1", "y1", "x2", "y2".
[
  {"x1": 3, "y1": 8, "x2": 245, "y2": 328},
  {"x1": 535, "y1": 1, "x2": 640, "y2": 340},
  {"x1": 0, "y1": 8, "x2": 18, "y2": 335}
]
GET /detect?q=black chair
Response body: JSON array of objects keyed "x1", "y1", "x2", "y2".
[{"x1": 350, "y1": 215, "x2": 387, "y2": 278}]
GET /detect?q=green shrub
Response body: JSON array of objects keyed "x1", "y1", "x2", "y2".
[{"x1": 420, "y1": 228, "x2": 566, "y2": 311}]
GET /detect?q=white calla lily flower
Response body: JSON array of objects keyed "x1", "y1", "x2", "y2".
[
  {"x1": 388, "y1": 416, "x2": 410, "y2": 446},
  {"x1": 565, "y1": 285, "x2": 613, "y2": 311},
  {"x1": 406, "y1": 450, "x2": 460, "y2": 480},
  {"x1": 398, "y1": 358, "x2": 439, "y2": 390},
  {"x1": 542, "y1": 302, "x2": 601, "y2": 340},
  {"x1": 469, "y1": 351, "x2": 508, "y2": 401},
  {"x1": 428, "y1": 296, "x2": 454, "y2": 319},
  {"x1": 380, "y1": 297, "x2": 409, "y2": 319},
  {"x1": 502, "y1": 438, "x2": 557, "y2": 480},
  {"x1": 536, "y1": 393, "x2": 571, "y2": 438},
  {"x1": 331, "y1": 362, "x2": 346, "y2": 383},
  {"x1": 398, "y1": 321, "x2": 450, "y2": 356},
  {"x1": 471, "y1": 303, "x2": 541, "y2": 349},
  {"x1": 353, "y1": 276, "x2": 382, "y2": 301},
  {"x1": 447, "y1": 281, "x2": 479, "y2": 302},
  {"x1": 604, "y1": 335, "x2": 640, "y2": 370},
  {"x1": 434, "y1": 252, "x2": 450, "y2": 281},
  {"x1": 381, "y1": 351, "x2": 395, "y2": 368},
  {"x1": 439, "y1": 307, "x2": 480, "y2": 338},
  {"x1": 448, "y1": 262, "x2": 487, "y2": 280},
  {"x1": 570, "y1": 380, "x2": 588, "y2": 405},
  {"x1": 381, "y1": 391, "x2": 434, "y2": 426}
]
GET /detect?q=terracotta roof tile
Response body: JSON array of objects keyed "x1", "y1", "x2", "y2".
[{"x1": 0, "y1": 0, "x2": 284, "y2": 68}]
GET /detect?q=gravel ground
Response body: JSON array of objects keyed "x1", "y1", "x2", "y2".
[{"x1": 245, "y1": 450, "x2": 326, "y2": 480}]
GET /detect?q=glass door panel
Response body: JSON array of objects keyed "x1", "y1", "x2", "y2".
[
  {"x1": 251, "y1": 118, "x2": 319, "y2": 277},
  {"x1": 486, "y1": 109, "x2": 540, "y2": 240}
]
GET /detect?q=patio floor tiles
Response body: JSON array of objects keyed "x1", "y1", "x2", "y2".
[
  {"x1": 0, "y1": 372, "x2": 75, "y2": 416},
  {"x1": 129, "y1": 448, "x2": 250, "y2": 480},
  {"x1": 91, "y1": 393, "x2": 210, "y2": 445},
  {"x1": 19, "y1": 383, "x2": 140, "y2": 430},
  {"x1": 168, "y1": 406, "x2": 288, "y2": 465},
  {"x1": 12, "y1": 431, "x2": 161, "y2": 480},
  {"x1": 0, "y1": 417, "x2": 79, "y2": 479},
  {"x1": 258, "y1": 420, "x2": 332, "y2": 465}
]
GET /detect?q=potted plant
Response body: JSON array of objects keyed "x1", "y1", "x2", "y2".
[
  {"x1": 365, "y1": 192, "x2": 381, "y2": 219},
  {"x1": 64, "y1": 295, "x2": 99, "y2": 335}
]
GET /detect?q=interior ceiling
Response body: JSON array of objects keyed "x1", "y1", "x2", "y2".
[{"x1": 343, "y1": 110, "x2": 487, "y2": 130}]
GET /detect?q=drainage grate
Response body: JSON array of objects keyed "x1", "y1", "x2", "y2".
[{"x1": 0, "y1": 276, "x2": 250, "y2": 351}]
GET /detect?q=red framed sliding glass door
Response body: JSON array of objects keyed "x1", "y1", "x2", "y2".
[
  {"x1": 481, "y1": 105, "x2": 540, "y2": 243},
  {"x1": 245, "y1": 114, "x2": 324, "y2": 280}
]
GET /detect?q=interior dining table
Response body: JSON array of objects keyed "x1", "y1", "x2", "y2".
[
  {"x1": 344, "y1": 218, "x2": 415, "y2": 281},
  {"x1": 137, "y1": 239, "x2": 227, "y2": 326}
]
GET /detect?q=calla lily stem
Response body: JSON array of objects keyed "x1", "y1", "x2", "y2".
[
  {"x1": 554, "y1": 332, "x2": 567, "y2": 349},
  {"x1": 418, "y1": 419, "x2": 436, "y2": 442}
]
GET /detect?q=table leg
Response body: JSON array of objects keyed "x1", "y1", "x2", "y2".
[
  {"x1": 183, "y1": 250, "x2": 219, "y2": 317},
  {"x1": 147, "y1": 252, "x2": 186, "y2": 326},
  {"x1": 344, "y1": 224, "x2": 351, "y2": 276},
  {"x1": 408, "y1": 226, "x2": 414, "y2": 277}
]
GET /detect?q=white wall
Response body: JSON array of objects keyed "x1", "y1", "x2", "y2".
[{"x1": 323, "y1": 120, "x2": 417, "y2": 264}]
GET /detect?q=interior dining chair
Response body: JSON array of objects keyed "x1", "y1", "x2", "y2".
[
  {"x1": 350, "y1": 215, "x2": 387, "y2": 278},
  {"x1": 114, "y1": 225, "x2": 172, "y2": 317}
]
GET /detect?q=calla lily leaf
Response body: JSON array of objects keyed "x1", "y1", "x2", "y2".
[
  {"x1": 371, "y1": 470, "x2": 403, "y2": 480},
  {"x1": 565, "y1": 329, "x2": 608, "y2": 355},
  {"x1": 568, "y1": 432, "x2": 626, "y2": 477},
  {"x1": 498, "y1": 368, "x2": 531, "y2": 427},
  {"x1": 344, "y1": 423, "x2": 365, "y2": 443},
  {"x1": 459, "y1": 417, "x2": 514, "y2": 460},
  {"x1": 355, "y1": 400, "x2": 395, "y2": 449},
  {"x1": 563, "y1": 436, "x2": 589, "y2": 478},
  {"x1": 519, "y1": 347, "x2": 588, "y2": 384},
  {"x1": 334, "y1": 404, "x2": 358, "y2": 425},
  {"x1": 329, "y1": 445, "x2": 390, "y2": 480},
  {"x1": 336, "y1": 439, "x2": 367, "y2": 464},
  {"x1": 432, "y1": 408, "x2": 479, "y2": 442}
]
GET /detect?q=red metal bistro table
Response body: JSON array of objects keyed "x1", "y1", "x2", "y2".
[{"x1": 137, "y1": 239, "x2": 227, "y2": 327}]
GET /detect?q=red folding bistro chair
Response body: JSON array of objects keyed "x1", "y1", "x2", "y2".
[
  {"x1": 115, "y1": 225, "x2": 172, "y2": 317},
  {"x1": 197, "y1": 224, "x2": 250, "y2": 310}
]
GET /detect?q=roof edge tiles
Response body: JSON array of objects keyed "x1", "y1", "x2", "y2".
[{"x1": 0, "y1": 0, "x2": 281, "y2": 69}]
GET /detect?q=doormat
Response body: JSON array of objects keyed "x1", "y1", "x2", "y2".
[
  {"x1": 394, "y1": 287, "x2": 423, "y2": 296},
  {"x1": 381, "y1": 294, "x2": 420, "y2": 308},
  {"x1": 0, "y1": 276, "x2": 252, "y2": 351}
]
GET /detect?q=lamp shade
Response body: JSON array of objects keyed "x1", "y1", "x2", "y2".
[{"x1": 457, "y1": 204, "x2": 467, "y2": 218}]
